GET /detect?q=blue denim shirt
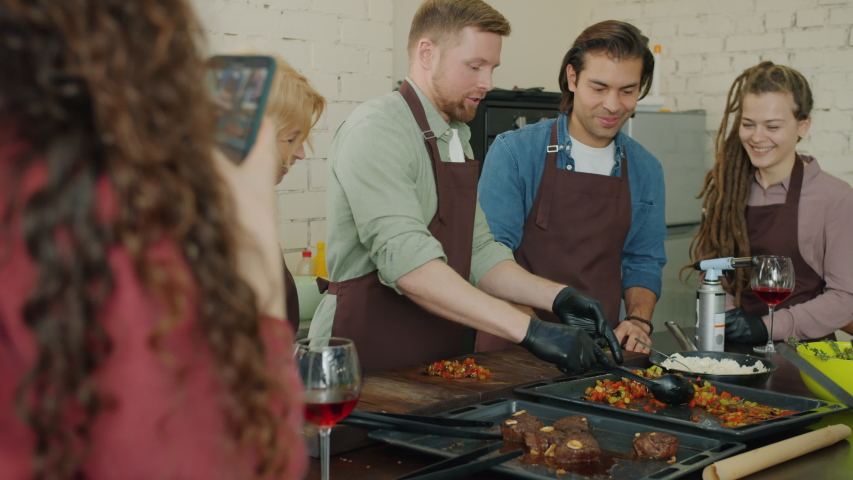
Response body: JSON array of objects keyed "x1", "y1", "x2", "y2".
[{"x1": 478, "y1": 113, "x2": 667, "y2": 298}]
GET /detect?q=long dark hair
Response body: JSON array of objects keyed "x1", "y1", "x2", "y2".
[
  {"x1": 0, "y1": 0, "x2": 293, "y2": 478},
  {"x1": 557, "y1": 20, "x2": 654, "y2": 113},
  {"x1": 687, "y1": 61, "x2": 813, "y2": 303}
]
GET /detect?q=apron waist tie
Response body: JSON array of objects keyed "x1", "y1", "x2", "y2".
[{"x1": 316, "y1": 276, "x2": 341, "y2": 295}]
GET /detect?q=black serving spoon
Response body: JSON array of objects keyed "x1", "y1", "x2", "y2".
[{"x1": 603, "y1": 365, "x2": 695, "y2": 405}]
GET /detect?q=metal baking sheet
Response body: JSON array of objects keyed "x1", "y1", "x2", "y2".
[
  {"x1": 368, "y1": 398, "x2": 744, "y2": 480},
  {"x1": 515, "y1": 374, "x2": 848, "y2": 442}
]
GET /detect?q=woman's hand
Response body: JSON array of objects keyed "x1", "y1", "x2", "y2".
[{"x1": 213, "y1": 119, "x2": 285, "y2": 319}]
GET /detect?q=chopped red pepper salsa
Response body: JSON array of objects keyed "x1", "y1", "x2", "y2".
[
  {"x1": 425, "y1": 358, "x2": 492, "y2": 380},
  {"x1": 582, "y1": 366, "x2": 794, "y2": 427}
]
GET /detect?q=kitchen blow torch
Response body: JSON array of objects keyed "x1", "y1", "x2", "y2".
[{"x1": 692, "y1": 256, "x2": 758, "y2": 351}]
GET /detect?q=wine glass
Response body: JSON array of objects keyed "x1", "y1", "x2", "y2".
[
  {"x1": 750, "y1": 256, "x2": 794, "y2": 354},
  {"x1": 296, "y1": 337, "x2": 362, "y2": 480}
]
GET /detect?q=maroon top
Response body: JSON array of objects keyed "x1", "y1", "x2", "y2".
[{"x1": 0, "y1": 137, "x2": 307, "y2": 480}]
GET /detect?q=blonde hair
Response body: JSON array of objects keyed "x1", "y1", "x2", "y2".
[
  {"x1": 407, "y1": 0, "x2": 511, "y2": 55},
  {"x1": 264, "y1": 54, "x2": 326, "y2": 168}
]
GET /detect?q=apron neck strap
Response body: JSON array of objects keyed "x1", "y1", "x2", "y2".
[
  {"x1": 398, "y1": 80, "x2": 436, "y2": 143},
  {"x1": 535, "y1": 122, "x2": 562, "y2": 228},
  {"x1": 785, "y1": 155, "x2": 805, "y2": 205},
  {"x1": 399, "y1": 79, "x2": 450, "y2": 220}
]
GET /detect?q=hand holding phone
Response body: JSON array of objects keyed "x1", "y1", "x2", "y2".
[
  {"x1": 212, "y1": 118, "x2": 285, "y2": 318},
  {"x1": 206, "y1": 55, "x2": 276, "y2": 164}
]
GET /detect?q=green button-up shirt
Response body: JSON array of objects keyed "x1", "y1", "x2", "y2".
[{"x1": 308, "y1": 79, "x2": 514, "y2": 337}]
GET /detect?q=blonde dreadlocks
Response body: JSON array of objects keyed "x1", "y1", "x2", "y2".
[{"x1": 686, "y1": 61, "x2": 813, "y2": 305}]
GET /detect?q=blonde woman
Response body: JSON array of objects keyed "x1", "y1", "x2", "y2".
[
  {"x1": 264, "y1": 55, "x2": 326, "y2": 330},
  {"x1": 266, "y1": 55, "x2": 326, "y2": 183}
]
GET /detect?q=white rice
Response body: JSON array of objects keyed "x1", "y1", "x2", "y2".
[{"x1": 661, "y1": 353, "x2": 769, "y2": 375}]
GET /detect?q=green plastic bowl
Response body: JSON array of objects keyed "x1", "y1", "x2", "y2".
[{"x1": 795, "y1": 341, "x2": 853, "y2": 403}]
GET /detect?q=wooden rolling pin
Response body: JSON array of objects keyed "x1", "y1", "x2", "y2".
[{"x1": 703, "y1": 424, "x2": 851, "y2": 480}]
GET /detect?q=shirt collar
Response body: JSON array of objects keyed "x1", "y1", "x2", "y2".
[
  {"x1": 558, "y1": 112, "x2": 625, "y2": 162},
  {"x1": 753, "y1": 154, "x2": 819, "y2": 192},
  {"x1": 403, "y1": 77, "x2": 471, "y2": 144}
]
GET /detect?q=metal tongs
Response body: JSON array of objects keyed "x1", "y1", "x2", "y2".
[
  {"x1": 340, "y1": 411, "x2": 501, "y2": 439},
  {"x1": 393, "y1": 442, "x2": 521, "y2": 480}
]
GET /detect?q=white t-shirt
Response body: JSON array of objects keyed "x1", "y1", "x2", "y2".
[
  {"x1": 570, "y1": 135, "x2": 616, "y2": 176},
  {"x1": 449, "y1": 128, "x2": 465, "y2": 163}
]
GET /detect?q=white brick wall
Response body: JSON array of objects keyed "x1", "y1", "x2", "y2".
[
  {"x1": 190, "y1": 0, "x2": 393, "y2": 269},
  {"x1": 581, "y1": 0, "x2": 853, "y2": 181}
]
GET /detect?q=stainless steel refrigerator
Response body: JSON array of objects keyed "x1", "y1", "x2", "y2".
[{"x1": 621, "y1": 110, "x2": 707, "y2": 331}]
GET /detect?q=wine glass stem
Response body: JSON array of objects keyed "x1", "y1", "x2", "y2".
[
  {"x1": 766, "y1": 305, "x2": 775, "y2": 350},
  {"x1": 319, "y1": 426, "x2": 331, "y2": 480}
]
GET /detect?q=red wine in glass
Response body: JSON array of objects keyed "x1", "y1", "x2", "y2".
[
  {"x1": 751, "y1": 286, "x2": 793, "y2": 306},
  {"x1": 750, "y1": 256, "x2": 795, "y2": 354},
  {"x1": 304, "y1": 389, "x2": 360, "y2": 427},
  {"x1": 296, "y1": 337, "x2": 362, "y2": 480}
]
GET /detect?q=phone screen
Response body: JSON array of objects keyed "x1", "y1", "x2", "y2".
[{"x1": 206, "y1": 55, "x2": 276, "y2": 163}]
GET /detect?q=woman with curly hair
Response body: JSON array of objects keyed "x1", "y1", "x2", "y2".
[
  {"x1": 0, "y1": 1, "x2": 306, "y2": 479},
  {"x1": 689, "y1": 61, "x2": 853, "y2": 345}
]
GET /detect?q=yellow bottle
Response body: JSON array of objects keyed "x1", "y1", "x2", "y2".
[{"x1": 314, "y1": 242, "x2": 328, "y2": 278}]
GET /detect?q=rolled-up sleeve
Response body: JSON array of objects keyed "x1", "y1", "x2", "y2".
[
  {"x1": 621, "y1": 162, "x2": 667, "y2": 298},
  {"x1": 333, "y1": 114, "x2": 446, "y2": 289},
  {"x1": 470, "y1": 197, "x2": 515, "y2": 285}
]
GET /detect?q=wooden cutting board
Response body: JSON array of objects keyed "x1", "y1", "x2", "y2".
[{"x1": 304, "y1": 346, "x2": 649, "y2": 456}]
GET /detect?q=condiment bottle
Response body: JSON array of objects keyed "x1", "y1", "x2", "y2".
[
  {"x1": 314, "y1": 242, "x2": 328, "y2": 278},
  {"x1": 295, "y1": 250, "x2": 315, "y2": 276}
]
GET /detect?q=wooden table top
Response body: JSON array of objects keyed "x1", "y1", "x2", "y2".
[{"x1": 304, "y1": 331, "x2": 853, "y2": 480}]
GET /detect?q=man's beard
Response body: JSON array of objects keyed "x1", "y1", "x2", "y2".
[{"x1": 432, "y1": 73, "x2": 478, "y2": 123}]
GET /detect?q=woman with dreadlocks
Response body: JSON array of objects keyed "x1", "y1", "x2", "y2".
[
  {"x1": 0, "y1": 0, "x2": 306, "y2": 479},
  {"x1": 689, "y1": 61, "x2": 853, "y2": 345}
]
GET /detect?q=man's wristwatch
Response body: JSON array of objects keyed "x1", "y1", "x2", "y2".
[{"x1": 624, "y1": 315, "x2": 653, "y2": 334}]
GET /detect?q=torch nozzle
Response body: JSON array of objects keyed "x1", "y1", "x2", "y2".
[{"x1": 693, "y1": 256, "x2": 758, "y2": 271}]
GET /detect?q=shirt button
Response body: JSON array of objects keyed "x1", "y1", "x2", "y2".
[
  {"x1": 443, "y1": 131, "x2": 450, "y2": 136},
  {"x1": 566, "y1": 165, "x2": 573, "y2": 171}
]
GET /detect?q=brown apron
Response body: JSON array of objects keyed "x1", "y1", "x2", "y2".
[
  {"x1": 317, "y1": 80, "x2": 480, "y2": 373},
  {"x1": 475, "y1": 121, "x2": 632, "y2": 351},
  {"x1": 740, "y1": 156, "x2": 830, "y2": 341},
  {"x1": 283, "y1": 264, "x2": 300, "y2": 333}
]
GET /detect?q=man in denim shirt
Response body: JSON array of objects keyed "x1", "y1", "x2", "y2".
[{"x1": 477, "y1": 21, "x2": 666, "y2": 353}]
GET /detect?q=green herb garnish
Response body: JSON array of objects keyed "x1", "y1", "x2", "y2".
[{"x1": 788, "y1": 338, "x2": 853, "y2": 361}]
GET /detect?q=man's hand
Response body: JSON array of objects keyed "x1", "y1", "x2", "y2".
[
  {"x1": 614, "y1": 320, "x2": 652, "y2": 354},
  {"x1": 520, "y1": 318, "x2": 617, "y2": 375},
  {"x1": 725, "y1": 308, "x2": 769, "y2": 344},
  {"x1": 552, "y1": 287, "x2": 623, "y2": 364}
]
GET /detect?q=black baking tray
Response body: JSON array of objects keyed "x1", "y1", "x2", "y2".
[
  {"x1": 368, "y1": 398, "x2": 744, "y2": 480},
  {"x1": 515, "y1": 374, "x2": 848, "y2": 442}
]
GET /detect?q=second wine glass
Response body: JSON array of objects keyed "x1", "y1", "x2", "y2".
[
  {"x1": 296, "y1": 337, "x2": 362, "y2": 480},
  {"x1": 750, "y1": 256, "x2": 795, "y2": 354}
]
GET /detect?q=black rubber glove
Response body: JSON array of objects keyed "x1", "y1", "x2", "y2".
[
  {"x1": 725, "y1": 308, "x2": 769, "y2": 344},
  {"x1": 552, "y1": 286, "x2": 623, "y2": 364},
  {"x1": 520, "y1": 317, "x2": 617, "y2": 376}
]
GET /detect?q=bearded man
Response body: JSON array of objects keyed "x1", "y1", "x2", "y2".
[{"x1": 309, "y1": 0, "x2": 626, "y2": 374}]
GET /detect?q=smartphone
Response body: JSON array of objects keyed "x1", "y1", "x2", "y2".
[{"x1": 205, "y1": 55, "x2": 276, "y2": 164}]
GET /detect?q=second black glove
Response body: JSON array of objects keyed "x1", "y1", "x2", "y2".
[
  {"x1": 725, "y1": 307, "x2": 769, "y2": 344},
  {"x1": 552, "y1": 286, "x2": 623, "y2": 364},
  {"x1": 520, "y1": 317, "x2": 617, "y2": 376}
]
